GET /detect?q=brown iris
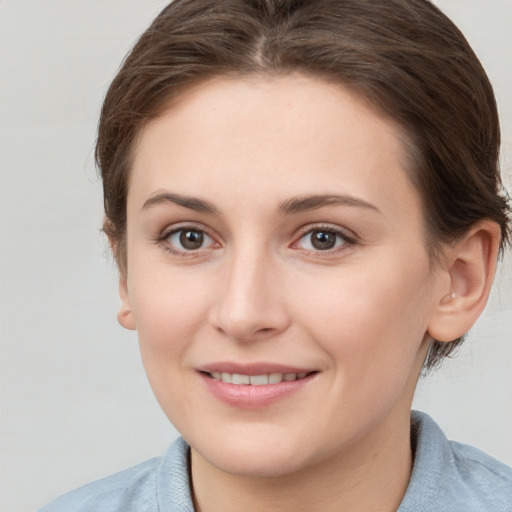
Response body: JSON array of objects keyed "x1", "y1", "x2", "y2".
[
  {"x1": 310, "y1": 231, "x2": 337, "y2": 250},
  {"x1": 180, "y1": 229, "x2": 204, "y2": 250}
]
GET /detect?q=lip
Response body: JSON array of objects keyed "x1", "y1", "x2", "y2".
[
  {"x1": 197, "y1": 362, "x2": 318, "y2": 409},
  {"x1": 199, "y1": 362, "x2": 314, "y2": 376}
]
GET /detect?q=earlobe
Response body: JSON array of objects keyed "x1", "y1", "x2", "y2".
[
  {"x1": 427, "y1": 221, "x2": 501, "y2": 342},
  {"x1": 118, "y1": 275, "x2": 136, "y2": 331}
]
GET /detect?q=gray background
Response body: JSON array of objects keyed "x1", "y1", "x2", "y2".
[{"x1": 1, "y1": 1, "x2": 511, "y2": 511}]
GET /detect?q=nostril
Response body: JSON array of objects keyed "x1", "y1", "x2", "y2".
[{"x1": 209, "y1": 298, "x2": 291, "y2": 342}]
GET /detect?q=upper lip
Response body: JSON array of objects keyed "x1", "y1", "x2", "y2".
[{"x1": 198, "y1": 362, "x2": 316, "y2": 376}]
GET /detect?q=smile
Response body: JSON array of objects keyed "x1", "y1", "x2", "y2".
[
  {"x1": 208, "y1": 371, "x2": 309, "y2": 385},
  {"x1": 199, "y1": 366, "x2": 318, "y2": 408}
]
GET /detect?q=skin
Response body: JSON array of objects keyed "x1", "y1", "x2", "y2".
[{"x1": 117, "y1": 74, "x2": 498, "y2": 511}]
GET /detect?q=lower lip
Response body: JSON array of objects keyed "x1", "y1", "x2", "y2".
[{"x1": 200, "y1": 373, "x2": 316, "y2": 409}]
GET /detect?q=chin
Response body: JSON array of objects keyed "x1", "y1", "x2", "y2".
[
  {"x1": 205, "y1": 450, "x2": 308, "y2": 479},
  {"x1": 190, "y1": 428, "x2": 316, "y2": 478}
]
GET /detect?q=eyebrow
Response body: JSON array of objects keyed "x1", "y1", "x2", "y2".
[
  {"x1": 142, "y1": 192, "x2": 220, "y2": 215},
  {"x1": 278, "y1": 194, "x2": 381, "y2": 216},
  {"x1": 141, "y1": 192, "x2": 381, "y2": 216}
]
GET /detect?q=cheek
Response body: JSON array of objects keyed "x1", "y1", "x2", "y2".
[
  {"x1": 126, "y1": 267, "x2": 213, "y2": 425},
  {"x1": 295, "y1": 258, "x2": 434, "y2": 367},
  {"x1": 292, "y1": 263, "x2": 434, "y2": 428},
  {"x1": 128, "y1": 264, "x2": 211, "y2": 356}
]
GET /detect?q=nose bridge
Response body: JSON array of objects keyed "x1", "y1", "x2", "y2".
[{"x1": 212, "y1": 239, "x2": 289, "y2": 341}]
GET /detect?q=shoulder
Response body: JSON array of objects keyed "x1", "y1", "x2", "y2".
[
  {"x1": 449, "y1": 440, "x2": 512, "y2": 503},
  {"x1": 399, "y1": 411, "x2": 512, "y2": 512},
  {"x1": 38, "y1": 457, "x2": 162, "y2": 512},
  {"x1": 38, "y1": 437, "x2": 194, "y2": 512}
]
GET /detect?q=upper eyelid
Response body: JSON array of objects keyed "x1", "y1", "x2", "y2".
[
  {"x1": 160, "y1": 222, "x2": 214, "y2": 239},
  {"x1": 294, "y1": 223, "x2": 358, "y2": 241}
]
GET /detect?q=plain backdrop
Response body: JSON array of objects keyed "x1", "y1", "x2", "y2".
[{"x1": 0, "y1": 1, "x2": 511, "y2": 511}]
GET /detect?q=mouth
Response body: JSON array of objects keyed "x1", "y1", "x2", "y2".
[
  {"x1": 198, "y1": 364, "x2": 318, "y2": 408},
  {"x1": 203, "y1": 371, "x2": 313, "y2": 385}
]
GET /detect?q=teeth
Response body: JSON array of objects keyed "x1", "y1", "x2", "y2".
[
  {"x1": 210, "y1": 371, "x2": 309, "y2": 385},
  {"x1": 221, "y1": 372, "x2": 232, "y2": 383},
  {"x1": 269, "y1": 373, "x2": 283, "y2": 384},
  {"x1": 232, "y1": 373, "x2": 250, "y2": 385},
  {"x1": 250, "y1": 374, "x2": 269, "y2": 386}
]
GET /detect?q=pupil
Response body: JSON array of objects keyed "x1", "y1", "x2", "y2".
[
  {"x1": 311, "y1": 231, "x2": 336, "y2": 250},
  {"x1": 180, "y1": 230, "x2": 204, "y2": 250}
]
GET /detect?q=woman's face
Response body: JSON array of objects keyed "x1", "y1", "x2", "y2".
[{"x1": 121, "y1": 75, "x2": 448, "y2": 477}]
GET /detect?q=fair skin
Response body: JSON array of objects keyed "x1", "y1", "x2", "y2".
[{"x1": 116, "y1": 74, "x2": 499, "y2": 512}]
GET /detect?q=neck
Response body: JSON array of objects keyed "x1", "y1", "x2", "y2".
[{"x1": 190, "y1": 409, "x2": 413, "y2": 512}]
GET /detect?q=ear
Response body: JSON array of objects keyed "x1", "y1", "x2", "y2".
[
  {"x1": 106, "y1": 232, "x2": 136, "y2": 331},
  {"x1": 427, "y1": 220, "x2": 501, "y2": 342},
  {"x1": 118, "y1": 274, "x2": 136, "y2": 331}
]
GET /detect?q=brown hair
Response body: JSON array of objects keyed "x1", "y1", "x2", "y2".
[{"x1": 96, "y1": 0, "x2": 511, "y2": 370}]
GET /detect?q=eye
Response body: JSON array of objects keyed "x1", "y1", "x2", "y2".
[
  {"x1": 295, "y1": 227, "x2": 353, "y2": 252},
  {"x1": 165, "y1": 227, "x2": 216, "y2": 252}
]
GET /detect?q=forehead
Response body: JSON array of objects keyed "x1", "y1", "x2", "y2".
[{"x1": 129, "y1": 74, "x2": 420, "y2": 220}]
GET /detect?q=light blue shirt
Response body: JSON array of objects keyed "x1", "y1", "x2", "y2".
[{"x1": 39, "y1": 411, "x2": 512, "y2": 511}]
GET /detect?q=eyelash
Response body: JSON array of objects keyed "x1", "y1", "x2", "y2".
[
  {"x1": 157, "y1": 224, "x2": 218, "y2": 258},
  {"x1": 156, "y1": 223, "x2": 358, "y2": 257},
  {"x1": 293, "y1": 224, "x2": 358, "y2": 254}
]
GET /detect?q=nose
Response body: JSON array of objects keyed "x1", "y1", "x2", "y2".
[{"x1": 210, "y1": 249, "x2": 291, "y2": 343}]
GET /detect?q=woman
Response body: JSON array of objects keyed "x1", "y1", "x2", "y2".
[{"x1": 40, "y1": 0, "x2": 511, "y2": 510}]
